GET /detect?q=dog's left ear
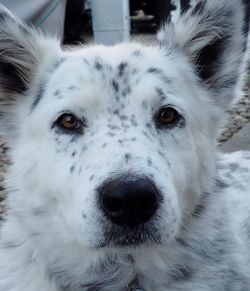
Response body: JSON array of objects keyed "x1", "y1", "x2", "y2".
[{"x1": 158, "y1": 0, "x2": 249, "y2": 107}]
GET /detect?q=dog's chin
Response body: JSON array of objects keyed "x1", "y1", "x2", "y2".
[{"x1": 97, "y1": 223, "x2": 162, "y2": 248}]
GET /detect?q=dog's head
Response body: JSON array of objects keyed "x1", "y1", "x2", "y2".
[{"x1": 0, "y1": 0, "x2": 248, "y2": 254}]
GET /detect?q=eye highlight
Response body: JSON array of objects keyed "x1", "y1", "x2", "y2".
[
  {"x1": 156, "y1": 106, "x2": 184, "y2": 129},
  {"x1": 54, "y1": 113, "x2": 84, "y2": 134}
]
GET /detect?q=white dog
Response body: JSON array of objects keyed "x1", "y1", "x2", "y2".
[{"x1": 0, "y1": 0, "x2": 249, "y2": 290}]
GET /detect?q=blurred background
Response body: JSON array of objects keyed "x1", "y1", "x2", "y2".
[{"x1": 0, "y1": 0, "x2": 194, "y2": 45}]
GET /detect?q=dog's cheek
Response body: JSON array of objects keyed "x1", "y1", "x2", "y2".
[{"x1": 165, "y1": 144, "x2": 199, "y2": 215}]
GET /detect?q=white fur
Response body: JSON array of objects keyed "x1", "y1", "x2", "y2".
[{"x1": 0, "y1": 1, "x2": 249, "y2": 290}]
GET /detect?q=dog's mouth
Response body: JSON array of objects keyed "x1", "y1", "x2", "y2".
[{"x1": 98, "y1": 223, "x2": 162, "y2": 248}]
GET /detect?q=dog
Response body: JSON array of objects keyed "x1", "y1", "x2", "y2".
[{"x1": 0, "y1": 0, "x2": 249, "y2": 290}]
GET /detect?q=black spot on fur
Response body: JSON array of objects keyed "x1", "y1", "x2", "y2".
[
  {"x1": 54, "y1": 136, "x2": 60, "y2": 143},
  {"x1": 192, "y1": 203, "x2": 206, "y2": 217},
  {"x1": 147, "y1": 158, "x2": 152, "y2": 166},
  {"x1": 158, "y1": 150, "x2": 164, "y2": 157},
  {"x1": 113, "y1": 109, "x2": 119, "y2": 115},
  {"x1": 112, "y1": 79, "x2": 119, "y2": 92},
  {"x1": 243, "y1": 154, "x2": 250, "y2": 160},
  {"x1": 192, "y1": 192, "x2": 210, "y2": 218},
  {"x1": 130, "y1": 115, "x2": 138, "y2": 127},
  {"x1": 89, "y1": 175, "x2": 95, "y2": 181},
  {"x1": 31, "y1": 80, "x2": 46, "y2": 110},
  {"x1": 131, "y1": 68, "x2": 138, "y2": 76},
  {"x1": 32, "y1": 209, "x2": 47, "y2": 216},
  {"x1": 120, "y1": 115, "x2": 128, "y2": 121},
  {"x1": 70, "y1": 135, "x2": 81, "y2": 143},
  {"x1": 118, "y1": 138, "x2": 129, "y2": 145},
  {"x1": 108, "y1": 124, "x2": 120, "y2": 130},
  {"x1": 81, "y1": 145, "x2": 87, "y2": 153},
  {"x1": 147, "y1": 67, "x2": 162, "y2": 75},
  {"x1": 70, "y1": 165, "x2": 75, "y2": 173},
  {"x1": 54, "y1": 89, "x2": 60, "y2": 96},
  {"x1": 83, "y1": 58, "x2": 90, "y2": 66},
  {"x1": 215, "y1": 179, "x2": 228, "y2": 190},
  {"x1": 122, "y1": 124, "x2": 130, "y2": 129},
  {"x1": 132, "y1": 49, "x2": 142, "y2": 57},
  {"x1": 122, "y1": 86, "x2": 131, "y2": 97},
  {"x1": 228, "y1": 163, "x2": 239, "y2": 172},
  {"x1": 142, "y1": 130, "x2": 150, "y2": 139},
  {"x1": 118, "y1": 62, "x2": 128, "y2": 76},
  {"x1": 53, "y1": 57, "x2": 66, "y2": 71},
  {"x1": 155, "y1": 87, "x2": 165, "y2": 100},
  {"x1": 71, "y1": 151, "x2": 77, "y2": 157},
  {"x1": 149, "y1": 173, "x2": 154, "y2": 179},
  {"x1": 106, "y1": 132, "x2": 116, "y2": 137},
  {"x1": 94, "y1": 61, "x2": 103, "y2": 71},
  {"x1": 147, "y1": 67, "x2": 171, "y2": 85},
  {"x1": 175, "y1": 237, "x2": 188, "y2": 247},
  {"x1": 124, "y1": 153, "x2": 131, "y2": 163},
  {"x1": 170, "y1": 266, "x2": 193, "y2": 282},
  {"x1": 142, "y1": 101, "x2": 148, "y2": 109}
]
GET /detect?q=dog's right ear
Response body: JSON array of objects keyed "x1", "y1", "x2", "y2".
[{"x1": 0, "y1": 5, "x2": 60, "y2": 137}]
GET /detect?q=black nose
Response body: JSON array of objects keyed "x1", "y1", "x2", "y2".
[{"x1": 99, "y1": 177, "x2": 159, "y2": 227}]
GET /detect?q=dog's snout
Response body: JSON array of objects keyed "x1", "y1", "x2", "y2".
[{"x1": 99, "y1": 177, "x2": 159, "y2": 227}]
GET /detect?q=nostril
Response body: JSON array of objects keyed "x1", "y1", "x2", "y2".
[
  {"x1": 101, "y1": 190, "x2": 124, "y2": 215},
  {"x1": 99, "y1": 177, "x2": 160, "y2": 227}
]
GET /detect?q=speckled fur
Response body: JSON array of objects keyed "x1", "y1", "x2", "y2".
[{"x1": 0, "y1": 1, "x2": 249, "y2": 290}]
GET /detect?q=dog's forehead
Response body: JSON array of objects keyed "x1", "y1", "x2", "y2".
[{"x1": 45, "y1": 44, "x2": 183, "y2": 108}]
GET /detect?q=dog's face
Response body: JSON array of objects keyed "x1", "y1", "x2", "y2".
[
  {"x1": 0, "y1": 0, "x2": 248, "y2": 253},
  {"x1": 18, "y1": 44, "x2": 215, "y2": 248}
]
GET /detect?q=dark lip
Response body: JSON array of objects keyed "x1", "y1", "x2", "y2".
[{"x1": 97, "y1": 222, "x2": 162, "y2": 248}]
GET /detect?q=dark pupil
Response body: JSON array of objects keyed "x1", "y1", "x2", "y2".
[
  {"x1": 161, "y1": 109, "x2": 174, "y2": 120},
  {"x1": 65, "y1": 115, "x2": 74, "y2": 124}
]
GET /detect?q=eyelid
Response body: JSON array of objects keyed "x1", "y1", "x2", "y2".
[{"x1": 162, "y1": 104, "x2": 182, "y2": 112}]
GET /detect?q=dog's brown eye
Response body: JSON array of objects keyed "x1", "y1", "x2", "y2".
[
  {"x1": 158, "y1": 107, "x2": 180, "y2": 125},
  {"x1": 57, "y1": 114, "x2": 81, "y2": 131}
]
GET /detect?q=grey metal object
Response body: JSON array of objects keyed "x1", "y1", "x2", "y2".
[
  {"x1": 91, "y1": 0, "x2": 130, "y2": 45},
  {"x1": 0, "y1": 0, "x2": 67, "y2": 40}
]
